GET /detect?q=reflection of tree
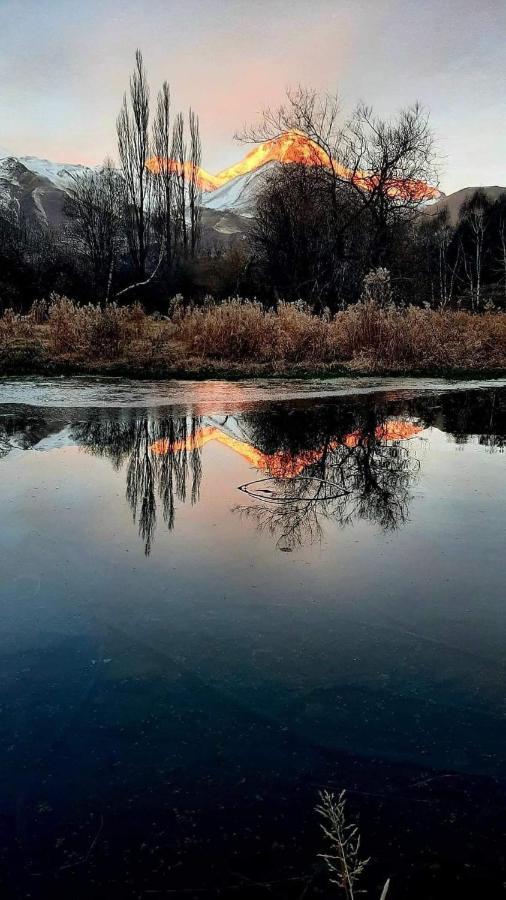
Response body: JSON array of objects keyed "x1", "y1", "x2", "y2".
[
  {"x1": 236, "y1": 477, "x2": 342, "y2": 551},
  {"x1": 73, "y1": 414, "x2": 202, "y2": 555},
  {"x1": 234, "y1": 399, "x2": 421, "y2": 550},
  {"x1": 408, "y1": 388, "x2": 506, "y2": 451},
  {"x1": 233, "y1": 388, "x2": 505, "y2": 550},
  {"x1": 336, "y1": 440, "x2": 419, "y2": 531}
]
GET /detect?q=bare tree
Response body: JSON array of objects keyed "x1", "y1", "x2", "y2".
[
  {"x1": 65, "y1": 159, "x2": 123, "y2": 303},
  {"x1": 238, "y1": 87, "x2": 345, "y2": 235},
  {"x1": 117, "y1": 49, "x2": 152, "y2": 280},
  {"x1": 460, "y1": 192, "x2": 489, "y2": 310},
  {"x1": 113, "y1": 51, "x2": 205, "y2": 299},
  {"x1": 252, "y1": 161, "x2": 347, "y2": 305},
  {"x1": 344, "y1": 101, "x2": 438, "y2": 264},
  {"x1": 171, "y1": 112, "x2": 187, "y2": 258},
  {"x1": 238, "y1": 86, "x2": 342, "y2": 169},
  {"x1": 152, "y1": 81, "x2": 173, "y2": 272},
  {"x1": 152, "y1": 96, "x2": 203, "y2": 270},
  {"x1": 497, "y1": 214, "x2": 506, "y2": 303},
  {"x1": 240, "y1": 86, "x2": 438, "y2": 290},
  {"x1": 188, "y1": 108, "x2": 202, "y2": 258},
  {"x1": 427, "y1": 209, "x2": 460, "y2": 309}
]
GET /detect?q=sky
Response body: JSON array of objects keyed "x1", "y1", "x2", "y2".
[{"x1": 0, "y1": 0, "x2": 504, "y2": 194}]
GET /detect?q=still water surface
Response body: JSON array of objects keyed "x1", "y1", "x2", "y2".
[{"x1": 0, "y1": 378, "x2": 505, "y2": 898}]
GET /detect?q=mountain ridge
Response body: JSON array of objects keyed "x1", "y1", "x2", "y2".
[
  {"x1": 2, "y1": 141, "x2": 501, "y2": 231},
  {"x1": 424, "y1": 185, "x2": 506, "y2": 225}
]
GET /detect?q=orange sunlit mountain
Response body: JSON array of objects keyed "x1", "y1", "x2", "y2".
[
  {"x1": 151, "y1": 419, "x2": 422, "y2": 478},
  {"x1": 146, "y1": 157, "x2": 221, "y2": 192},
  {"x1": 147, "y1": 131, "x2": 440, "y2": 201},
  {"x1": 213, "y1": 132, "x2": 331, "y2": 184}
]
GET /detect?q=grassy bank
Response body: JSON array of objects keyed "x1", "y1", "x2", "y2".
[{"x1": 1, "y1": 296, "x2": 505, "y2": 379}]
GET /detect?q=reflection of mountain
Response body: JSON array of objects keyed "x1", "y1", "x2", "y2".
[
  {"x1": 151, "y1": 420, "x2": 422, "y2": 478},
  {"x1": 0, "y1": 407, "x2": 71, "y2": 457},
  {"x1": 74, "y1": 401, "x2": 425, "y2": 553},
  {"x1": 1, "y1": 387, "x2": 504, "y2": 553}
]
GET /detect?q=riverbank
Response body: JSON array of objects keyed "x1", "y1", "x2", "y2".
[
  {"x1": 2, "y1": 350, "x2": 506, "y2": 381},
  {"x1": 1, "y1": 297, "x2": 505, "y2": 379}
]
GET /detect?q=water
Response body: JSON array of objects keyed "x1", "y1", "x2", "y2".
[{"x1": 0, "y1": 378, "x2": 505, "y2": 899}]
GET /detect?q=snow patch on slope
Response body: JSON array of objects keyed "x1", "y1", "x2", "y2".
[
  {"x1": 202, "y1": 162, "x2": 275, "y2": 216},
  {"x1": 17, "y1": 156, "x2": 94, "y2": 189}
]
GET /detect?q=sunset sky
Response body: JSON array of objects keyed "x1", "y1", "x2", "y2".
[{"x1": 1, "y1": 0, "x2": 504, "y2": 194}]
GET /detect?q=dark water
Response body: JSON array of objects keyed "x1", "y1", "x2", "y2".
[{"x1": 0, "y1": 380, "x2": 505, "y2": 899}]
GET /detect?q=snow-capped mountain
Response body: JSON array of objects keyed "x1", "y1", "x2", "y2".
[
  {"x1": 0, "y1": 147, "x2": 261, "y2": 230},
  {"x1": 0, "y1": 150, "x2": 251, "y2": 245},
  {"x1": 0, "y1": 150, "x2": 95, "y2": 227}
]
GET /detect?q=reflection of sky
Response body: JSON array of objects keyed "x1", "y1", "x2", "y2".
[{"x1": 0, "y1": 0, "x2": 505, "y2": 193}]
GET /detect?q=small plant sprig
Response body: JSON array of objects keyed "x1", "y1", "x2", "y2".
[{"x1": 316, "y1": 790, "x2": 389, "y2": 900}]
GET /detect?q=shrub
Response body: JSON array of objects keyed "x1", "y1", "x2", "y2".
[
  {"x1": 81, "y1": 304, "x2": 127, "y2": 357},
  {"x1": 46, "y1": 297, "x2": 146, "y2": 358},
  {"x1": 362, "y1": 267, "x2": 393, "y2": 307},
  {"x1": 335, "y1": 303, "x2": 506, "y2": 370},
  {"x1": 30, "y1": 298, "x2": 49, "y2": 324},
  {"x1": 0, "y1": 309, "x2": 18, "y2": 344},
  {"x1": 0, "y1": 308, "x2": 34, "y2": 347},
  {"x1": 47, "y1": 295, "x2": 81, "y2": 353},
  {"x1": 274, "y1": 301, "x2": 333, "y2": 363},
  {"x1": 172, "y1": 298, "x2": 340, "y2": 364},
  {"x1": 175, "y1": 298, "x2": 271, "y2": 361}
]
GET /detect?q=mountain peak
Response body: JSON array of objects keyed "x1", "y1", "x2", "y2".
[{"x1": 214, "y1": 131, "x2": 328, "y2": 184}]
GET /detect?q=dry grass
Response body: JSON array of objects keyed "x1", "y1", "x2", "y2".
[
  {"x1": 1, "y1": 295, "x2": 505, "y2": 376},
  {"x1": 335, "y1": 301, "x2": 506, "y2": 370},
  {"x1": 174, "y1": 299, "x2": 332, "y2": 363},
  {"x1": 172, "y1": 297, "x2": 506, "y2": 370}
]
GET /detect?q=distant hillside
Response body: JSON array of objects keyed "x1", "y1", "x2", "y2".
[{"x1": 425, "y1": 186, "x2": 506, "y2": 225}]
